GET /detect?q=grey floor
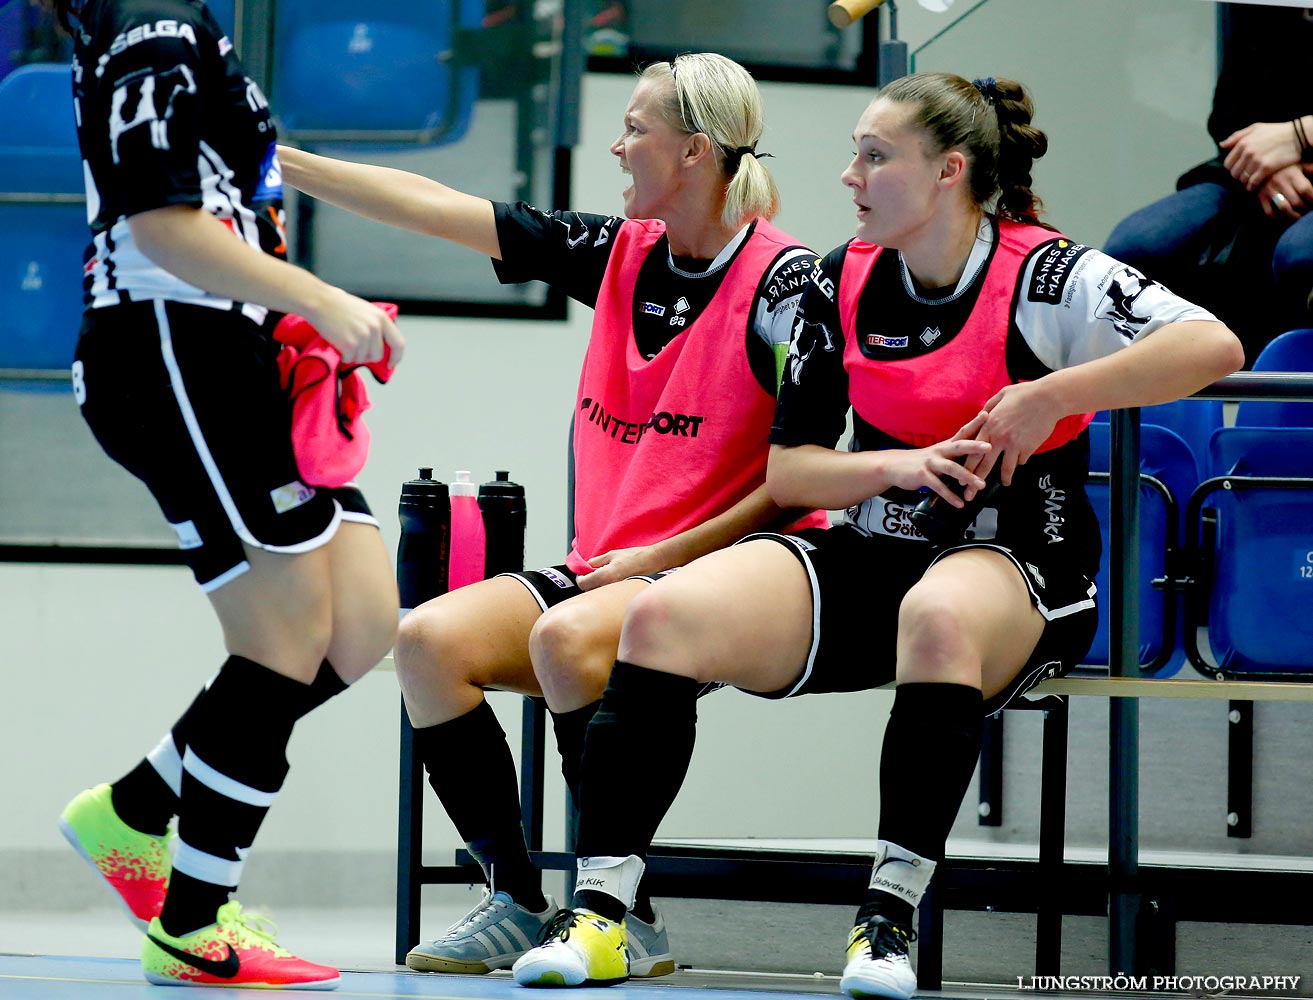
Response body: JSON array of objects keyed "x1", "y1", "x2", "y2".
[{"x1": 2, "y1": 892, "x2": 1309, "y2": 995}]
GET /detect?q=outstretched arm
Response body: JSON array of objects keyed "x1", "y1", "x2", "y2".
[
  {"x1": 276, "y1": 146, "x2": 501, "y2": 259},
  {"x1": 130, "y1": 204, "x2": 404, "y2": 365}
]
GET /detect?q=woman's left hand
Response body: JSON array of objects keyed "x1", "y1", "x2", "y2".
[
  {"x1": 972, "y1": 381, "x2": 1064, "y2": 487},
  {"x1": 1221, "y1": 121, "x2": 1304, "y2": 192},
  {"x1": 576, "y1": 545, "x2": 667, "y2": 591},
  {"x1": 1259, "y1": 164, "x2": 1313, "y2": 220}
]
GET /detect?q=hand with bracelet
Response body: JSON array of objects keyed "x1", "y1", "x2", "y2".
[{"x1": 1220, "y1": 115, "x2": 1313, "y2": 192}]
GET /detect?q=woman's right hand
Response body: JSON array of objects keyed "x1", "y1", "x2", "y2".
[
  {"x1": 877, "y1": 411, "x2": 992, "y2": 507},
  {"x1": 306, "y1": 288, "x2": 406, "y2": 367},
  {"x1": 1221, "y1": 120, "x2": 1304, "y2": 191}
]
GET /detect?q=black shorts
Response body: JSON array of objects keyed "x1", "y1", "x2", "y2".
[
  {"x1": 500, "y1": 565, "x2": 583, "y2": 611},
  {"x1": 74, "y1": 300, "x2": 377, "y2": 591},
  {"x1": 500, "y1": 564, "x2": 672, "y2": 611},
  {"x1": 742, "y1": 523, "x2": 1098, "y2": 715}
]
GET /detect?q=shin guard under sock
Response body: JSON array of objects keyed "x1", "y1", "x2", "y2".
[
  {"x1": 161, "y1": 656, "x2": 307, "y2": 936},
  {"x1": 413, "y1": 700, "x2": 544, "y2": 911},
  {"x1": 575, "y1": 662, "x2": 700, "y2": 861},
  {"x1": 861, "y1": 682, "x2": 981, "y2": 920}
]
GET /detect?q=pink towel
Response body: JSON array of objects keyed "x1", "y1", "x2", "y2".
[{"x1": 273, "y1": 303, "x2": 398, "y2": 488}]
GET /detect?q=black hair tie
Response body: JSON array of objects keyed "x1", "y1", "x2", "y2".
[{"x1": 726, "y1": 145, "x2": 773, "y2": 170}]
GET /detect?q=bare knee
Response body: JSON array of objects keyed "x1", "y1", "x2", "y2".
[
  {"x1": 617, "y1": 586, "x2": 714, "y2": 683},
  {"x1": 395, "y1": 603, "x2": 462, "y2": 688},
  {"x1": 896, "y1": 586, "x2": 980, "y2": 686},
  {"x1": 530, "y1": 604, "x2": 618, "y2": 710}
]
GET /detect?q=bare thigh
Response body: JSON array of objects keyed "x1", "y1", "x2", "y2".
[
  {"x1": 619, "y1": 539, "x2": 814, "y2": 694},
  {"x1": 206, "y1": 541, "x2": 333, "y2": 683},
  {"x1": 324, "y1": 521, "x2": 399, "y2": 683},
  {"x1": 394, "y1": 575, "x2": 547, "y2": 726}
]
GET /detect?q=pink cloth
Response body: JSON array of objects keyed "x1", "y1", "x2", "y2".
[
  {"x1": 838, "y1": 221, "x2": 1094, "y2": 452},
  {"x1": 568, "y1": 218, "x2": 827, "y2": 574},
  {"x1": 273, "y1": 303, "x2": 397, "y2": 488}
]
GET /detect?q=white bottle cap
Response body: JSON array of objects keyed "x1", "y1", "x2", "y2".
[{"x1": 451, "y1": 470, "x2": 476, "y2": 497}]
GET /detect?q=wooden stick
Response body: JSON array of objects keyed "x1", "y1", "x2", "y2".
[{"x1": 828, "y1": 0, "x2": 886, "y2": 29}]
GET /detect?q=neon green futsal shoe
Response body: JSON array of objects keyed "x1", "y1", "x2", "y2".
[
  {"x1": 511, "y1": 908, "x2": 629, "y2": 987},
  {"x1": 142, "y1": 900, "x2": 340, "y2": 990},
  {"x1": 59, "y1": 783, "x2": 171, "y2": 929}
]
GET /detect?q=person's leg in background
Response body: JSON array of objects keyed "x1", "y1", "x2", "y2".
[
  {"x1": 1105, "y1": 182, "x2": 1285, "y2": 363},
  {"x1": 393, "y1": 576, "x2": 558, "y2": 973},
  {"x1": 1272, "y1": 211, "x2": 1313, "y2": 338},
  {"x1": 530, "y1": 577, "x2": 674, "y2": 977}
]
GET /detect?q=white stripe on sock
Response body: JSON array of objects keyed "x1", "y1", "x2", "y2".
[
  {"x1": 183, "y1": 748, "x2": 279, "y2": 807},
  {"x1": 172, "y1": 839, "x2": 245, "y2": 887},
  {"x1": 146, "y1": 734, "x2": 183, "y2": 797}
]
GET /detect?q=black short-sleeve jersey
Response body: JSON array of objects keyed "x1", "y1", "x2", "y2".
[
  {"x1": 72, "y1": 0, "x2": 285, "y2": 316},
  {"x1": 770, "y1": 221, "x2": 1218, "y2": 574},
  {"x1": 490, "y1": 201, "x2": 815, "y2": 395}
]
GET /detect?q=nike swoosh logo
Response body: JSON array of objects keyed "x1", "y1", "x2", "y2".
[{"x1": 147, "y1": 934, "x2": 240, "y2": 979}]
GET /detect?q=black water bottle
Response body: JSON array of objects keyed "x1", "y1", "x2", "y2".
[
  {"x1": 478, "y1": 470, "x2": 527, "y2": 576},
  {"x1": 397, "y1": 467, "x2": 451, "y2": 612}
]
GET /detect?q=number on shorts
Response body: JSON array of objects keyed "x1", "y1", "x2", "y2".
[{"x1": 71, "y1": 360, "x2": 86, "y2": 405}]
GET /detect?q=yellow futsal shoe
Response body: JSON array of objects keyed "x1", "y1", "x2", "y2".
[
  {"x1": 142, "y1": 901, "x2": 340, "y2": 990},
  {"x1": 511, "y1": 908, "x2": 629, "y2": 987},
  {"x1": 59, "y1": 784, "x2": 171, "y2": 930},
  {"x1": 840, "y1": 916, "x2": 917, "y2": 999}
]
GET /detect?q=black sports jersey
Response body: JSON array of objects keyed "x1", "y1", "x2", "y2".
[
  {"x1": 72, "y1": 0, "x2": 286, "y2": 319},
  {"x1": 491, "y1": 202, "x2": 814, "y2": 395}
]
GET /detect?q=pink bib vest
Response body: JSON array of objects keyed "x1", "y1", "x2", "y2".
[
  {"x1": 569, "y1": 219, "x2": 826, "y2": 572},
  {"x1": 838, "y1": 219, "x2": 1093, "y2": 451}
]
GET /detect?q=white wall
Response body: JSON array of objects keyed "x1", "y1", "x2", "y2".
[{"x1": 3, "y1": 0, "x2": 1224, "y2": 909}]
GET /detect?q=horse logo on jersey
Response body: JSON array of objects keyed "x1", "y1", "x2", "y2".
[
  {"x1": 786, "y1": 316, "x2": 836, "y2": 385},
  {"x1": 108, "y1": 63, "x2": 197, "y2": 165},
  {"x1": 1096, "y1": 267, "x2": 1156, "y2": 340}
]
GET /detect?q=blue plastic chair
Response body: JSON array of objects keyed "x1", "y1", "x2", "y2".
[
  {"x1": 0, "y1": 63, "x2": 86, "y2": 376},
  {"x1": 1085, "y1": 422, "x2": 1197, "y2": 677},
  {"x1": 1184, "y1": 427, "x2": 1313, "y2": 679},
  {"x1": 1235, "y1": 329, "x2": 1313, "y2": 428},
  {"x1": 207, "y1": 0, "x2": 235, "y2": 38},
  {"x1": 273, "y1": 0, "x2": 482, "y2": 144}
]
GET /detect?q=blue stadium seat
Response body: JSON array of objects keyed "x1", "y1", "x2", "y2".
[
  {"x1": 207, "y1": 0, "x2": 235, "y2": 38},
  {"x1": 0, "y1": 63, "x2": 85, "y2": 375},
  {"x1": 1235, "y1": 328, "x2": 1313, "y2": 428},
  {"x1": 273, "y1": 0, "x2": 482, "y2": 144},
  {"x1": 1184, "y1": 427, "x2": 1313, "y2": 679},
  {"x1": 1084, "y1": 421, "x2": 1197, "y2": 677}
]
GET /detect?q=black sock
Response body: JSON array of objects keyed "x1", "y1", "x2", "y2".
[
  {"x1": 160, "y1": 656, "x2": 308, "y2": 937},
  {"x1": 575, "y1": 661, "x2": 700, "y2": 861},
  {"x1": 550, "y1": 700, "x2": 599, "y2": 808},
  {"x1": 414, "y1": 700, "x2": 545, "y2": 911},
  {"x1": 299, "y1": 659, "x2": 349, "y2": 716},
  {"x1": 574, "y1": 888, "x2": 626, "y2": 923},
  {"x1": 861, "y1": 682, "x2": 982, "y2": 921},
  {"x1": 630, "y1": 892, "x2": 656, "y2": 924},
  {"x1": 111, "y1": 688, "x2": 206, "y2": 836},
  {"x1": 110, "y1": 660, "x2": 346, "y2": 841}
]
